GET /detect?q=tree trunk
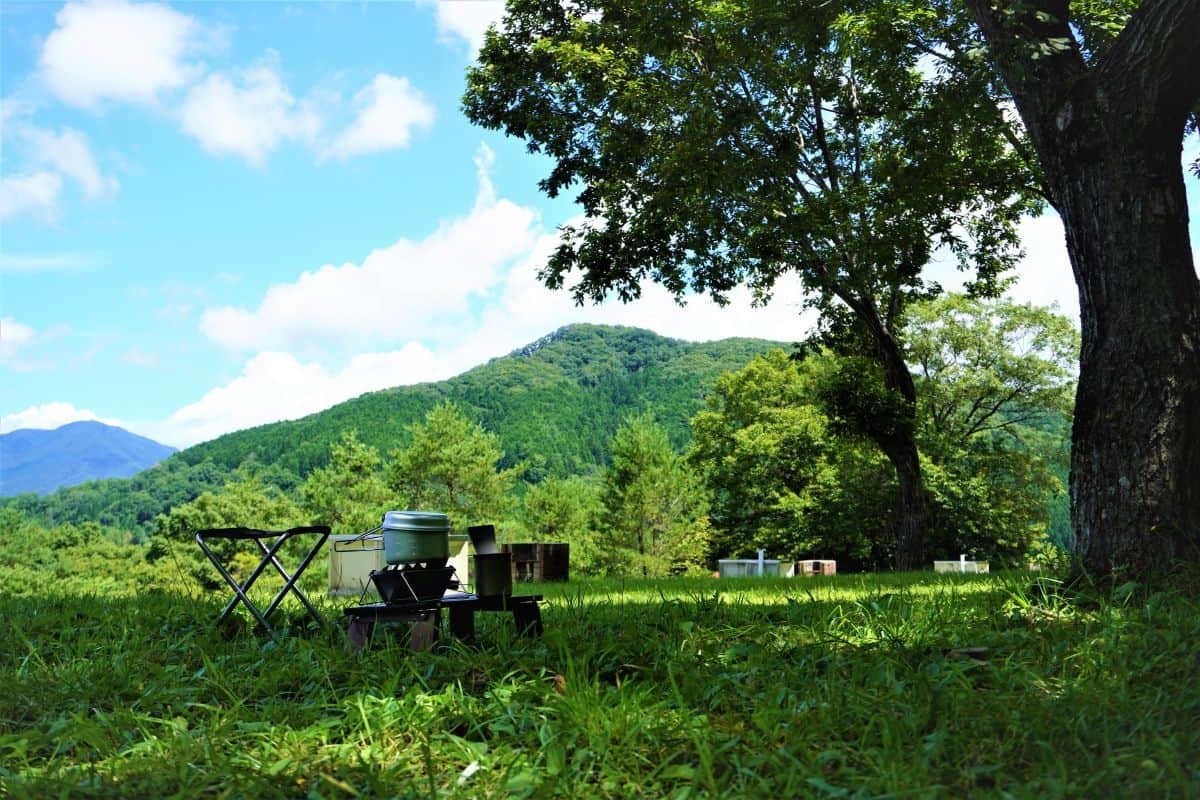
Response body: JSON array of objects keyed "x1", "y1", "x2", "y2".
[
  {"x1": 878, "y1": 432, "x2": 926, "y2": 571},
  {"x1": 966, "y1": 0, "x2": 1200, "y2": 577},
  {"x1": 855, "y1": 297, "x2": 927, "y2": 571},
  {"x1": 1057, "y1": 144, "x2": 1200, "y2": 575}
]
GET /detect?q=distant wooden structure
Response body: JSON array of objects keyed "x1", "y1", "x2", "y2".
[
  {"x1": 502, "y1": 542, "x2": 570, "y2": 582},
  {"x1": 791, "y1": 559, "x2": 837, "y2": 577}
]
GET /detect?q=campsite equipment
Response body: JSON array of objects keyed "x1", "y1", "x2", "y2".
[
  {"x1": 473, "y1": 552, "x2": 513, "y2": 596},
  {"x1": 196, "y1": 525, "x2": 330, "y2": 633}
]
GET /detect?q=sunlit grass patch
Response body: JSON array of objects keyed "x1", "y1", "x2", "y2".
[{"x1": 1, "y1": 554, "x2": 1197, "y2": 798}]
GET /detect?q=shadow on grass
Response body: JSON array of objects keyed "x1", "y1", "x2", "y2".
[{"x1": 2, "y1": 575, "x2": 1197, "y2": 798}]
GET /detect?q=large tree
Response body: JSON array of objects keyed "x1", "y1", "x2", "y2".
[
  {"x1": 691, "y1": 296, "x2": 1075, "y2": 567},
  {"x1": 956, "y1": 0, "x2": 1200, "y2": 576},
  {"x1": 465, "y1": 0, "x2": 1036, "y2": 569}
]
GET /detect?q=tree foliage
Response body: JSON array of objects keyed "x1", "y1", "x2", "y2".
[
  {"x1": 300, "y1": 431, "x2": 390, "y2": 535},
  {"x1": 599, "y1": 412, "x2": 710, "y2": 576},
  {"x1": 517, "y1": 475, "x2": 607, "y2": 576},
  {"x1": 465, "y1": 0, "x2": 1040, "y2": 569},
  {"x1": 146, "y1": 471, "x2": 305, "y2": 589},
  {"x1": 690, "y1": 296, "x2": 1075, "y2": 568},
  {"x1": 385, "y1": 402, "x2": 524, "y2": 531}
]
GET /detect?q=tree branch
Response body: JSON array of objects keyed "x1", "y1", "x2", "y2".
[
  {"x1": 962, "y1": 0, "x2": 1088, "y2": 156},
  {"x1": 1094, "y1": 0, "x2": 1200, "y2": 133}
]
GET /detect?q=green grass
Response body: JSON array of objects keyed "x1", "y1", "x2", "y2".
[{"x1": 1, "y1": 551, "x2": 1198, "y2": 798}]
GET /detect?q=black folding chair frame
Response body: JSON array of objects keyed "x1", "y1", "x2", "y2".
[{"x1": 195, "y1": 525, "x2": 331, "y2": 633}]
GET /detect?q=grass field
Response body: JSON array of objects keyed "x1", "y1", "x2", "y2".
[{"x1": 1, "y1": 546, "x2": 1198, "y2": 798}]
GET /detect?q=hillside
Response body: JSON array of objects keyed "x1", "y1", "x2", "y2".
[
  {"x1": 4, "y1": 325, "x2": 782, "y2": 534},
  {"x1": 0, "y1": 421, "x2": 176, "y2": 496},
  {"x1": 177, "y1": 324, "x2": 780, "y2": 480}
]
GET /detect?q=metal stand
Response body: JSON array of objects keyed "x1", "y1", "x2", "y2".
[
  {"x1": 343, "y1": 592, "x2": 543, "y2": 649},
  {"x1": 195, "y1": 525, "x2": 330, "y2": 633}
]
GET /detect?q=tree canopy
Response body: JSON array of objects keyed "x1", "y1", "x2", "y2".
[
  {"x1": 465, "y1": 0, "x2": 1040, "y2": 569},
  {"x1": 689, "y1": 296, "x2": 1075, "y2": 568}
]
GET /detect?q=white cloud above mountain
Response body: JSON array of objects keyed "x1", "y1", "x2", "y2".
[
  {"x1": 153, "y1": 346, "x2": 452, "y2": 447},
  {"x1": 0, "y1": 401, "x2": 120, "y2": 434}
]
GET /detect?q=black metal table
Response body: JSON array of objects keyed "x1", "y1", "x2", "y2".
[
  {"x1": 344, "y1": 591, "x2": 544, "y2": 648},
  {"x1": 195, "y1": 525, "x2": 331, "y2": 633}
]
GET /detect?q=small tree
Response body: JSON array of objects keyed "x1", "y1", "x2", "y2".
[
  {"x1": 147, "y1": 471, "x2": 304, "y2": 589},
  {"x1": 520, "y1": 475, "x2": 606, "y2": 575},
  {"x1": 300, "y1": 431, "x2": 390, "y2": 535},
  {"x1": 600, "y1": 412, "x2": 710, "y2": 576},
  {"x1": 384, "y1": 402, "x2": 523, "y2": 531},
  {"x1": 689, "y1": 350, "x2": 831, "y2": 559}
]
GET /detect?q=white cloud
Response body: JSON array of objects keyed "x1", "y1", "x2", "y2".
[
  {"x1": 199, "y1": 145, "x2": 540, "y2": 352},
  {"x1": 0, "y1": 317, "x2": 37, "y2": 363},
  {"x1": 0, "y1": 172, "x2": 63, "y2": 222},
  {"x1": 155, "y1": 345, "x2": 451, "y2": 447},
  {"x1": 419, "y1": 0, "x2": 506, "y2": 57},
  {"x1": 1, "y1": 107, "x2": 118, "y2": 220},
  {"x1": 179, "y1": 57, "x2": 322, "y2": 166},
  {"x1": 0, "y1": 401, "x2": 120, "y2": 434},
  {"x1": 325, "y1": 74, "x2": 436, "y2": 161},
  {"x1": 18, "y1": 126, "x2": 119, "y2": 200},
  {"x1": 39, "y1": 0, "x2": 206, "y2": 109},
  {"x1": 0, "y1": 252, "x2": 102, "y2": 273}
]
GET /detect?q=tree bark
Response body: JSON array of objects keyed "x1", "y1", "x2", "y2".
[
  {"x1": 878, "y1": 431, "x2": 926, "y2": 571},
  {"x1": 966, "y1": 0, "x2": 1200, "y2": 576},
  {"x1": 847, "y1": 292, "x2": 927, "y2": 571}
]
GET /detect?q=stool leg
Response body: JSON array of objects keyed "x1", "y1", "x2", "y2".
[
  {"x1": 448, "y1": 604, "x2": 476, "y2": 643},
  {"x1": 409, "y1": 610, "x2": 440, "y2": 651},
  {"x1": 259, "y1": 535, "x2": 327, "y2": 627},
  {"x1": 348, "y1": 617, "x2": 374, "y2": 650},
  {"x1": 511, "y1": 600, "x2": 543, "y2": 637},
  {"x1": 197, "y1": 533, "x2": 273, "y2": 632}
]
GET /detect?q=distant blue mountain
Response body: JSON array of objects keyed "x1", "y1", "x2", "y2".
[{"x1": 0, "y1": 421, "x2": 176, "y2": 496}]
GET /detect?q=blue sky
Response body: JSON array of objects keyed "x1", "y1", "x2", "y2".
[{"x1": 1, "y1": 1, "x2": 1194, "y2": 448}]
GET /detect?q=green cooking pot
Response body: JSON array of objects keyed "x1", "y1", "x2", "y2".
[{"x1": 381, "y1": 510, "x2": 450, "y2": 565}]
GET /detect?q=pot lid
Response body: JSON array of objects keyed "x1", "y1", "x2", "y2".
[{"x1": 381, "y1": 510, "x2": 450, "y2": 532}]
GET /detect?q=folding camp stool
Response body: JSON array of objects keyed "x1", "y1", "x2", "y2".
[{"x1": 195, "y1": 525, "x2": 331, "y2": 633}]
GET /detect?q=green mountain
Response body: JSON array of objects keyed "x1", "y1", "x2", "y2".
[{"x1": 4, "y1": 325, "x2": 781, "y2": 536}]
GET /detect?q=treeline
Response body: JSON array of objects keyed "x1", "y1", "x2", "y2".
[
  {"x1": 155, "y1": 296, "x2": 1070, "y2": 576},
  {"x1": 6, "y1": 299, "x2": 1075, "y2": 575},
  {"x1": 2, "y1": 325, "x2": 774, "y2": 539}
]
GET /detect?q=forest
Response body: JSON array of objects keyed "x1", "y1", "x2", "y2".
[{"x1": 4, "y1": 296, "x2": 1077, "y2": 577}]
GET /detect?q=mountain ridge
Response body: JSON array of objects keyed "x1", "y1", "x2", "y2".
[
  {"x1": 2, "y1": 324, "x2": 784, "y2": 532},
  {"x1": 0, "y1": 420, "x2": 177, "y2": 496}
]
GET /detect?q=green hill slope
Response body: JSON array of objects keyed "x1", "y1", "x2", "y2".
[
  {"x1": 176, "y1": 324, "x2": 778, "y2": 479},
  {"x1": 5, "y1": 325, "x2": 780, "y2": 535}
]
